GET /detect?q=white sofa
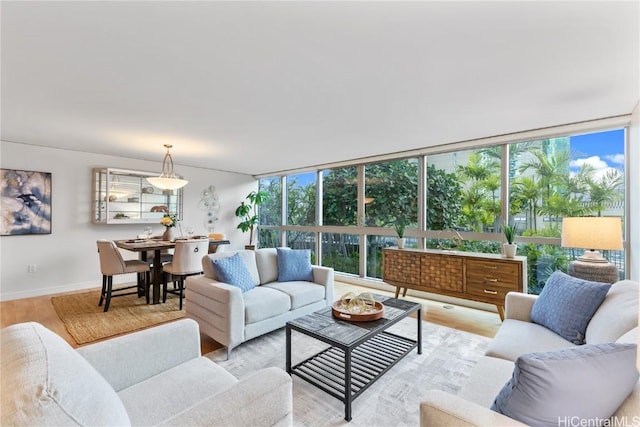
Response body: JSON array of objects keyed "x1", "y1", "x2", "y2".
[
  {"x1": 420, "y1": 279, "x2": 639, "y2": 426},
  {"x1": 1, "y1": 318, "x2": 292, "y2": 426},
  {"x1": 185, "y1": 248, "x2": 334, "y2": 357}
]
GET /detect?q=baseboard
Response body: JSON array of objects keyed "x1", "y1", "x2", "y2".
[{"x1": 0, "y1": 275, "x2": 136, "y2": 302}]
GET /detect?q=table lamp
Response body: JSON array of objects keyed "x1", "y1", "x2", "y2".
[{"x1": 561, "y1": 217, "x2": 623, "y2": 283}]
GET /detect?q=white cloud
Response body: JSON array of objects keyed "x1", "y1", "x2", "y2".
[
  {"x1": 605, "y1": 153, "x2": 625, "y2": 165},
  {"x1": 570, "y1": 155, "x2": 621, "y2": 183},
  {"x1": 570, "y1": 155, "x2": 608, "y2": 170}
]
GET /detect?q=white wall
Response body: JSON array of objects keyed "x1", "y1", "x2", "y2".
[
  {"x1": 0, "y1": 141, "x2": 257, "y2": 301},
  {"x1": 629, "y1": 103, "x2": 640, "y2": 281}
]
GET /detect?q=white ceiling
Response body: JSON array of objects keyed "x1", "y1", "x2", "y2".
[{"x1": 1, "y1": 1, "x2": 638, "y2": 176}]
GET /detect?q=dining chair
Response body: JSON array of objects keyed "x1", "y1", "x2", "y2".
[
  {"x1": 162, "y1": 238, "x2": 209, "y2": 309},
  {"x1": 96, "y1": 240, "x2": 150, "y2": 312}
]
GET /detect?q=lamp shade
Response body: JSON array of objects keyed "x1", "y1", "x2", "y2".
[
  {"x1": 147, "y1": 144, "x2": 188, "y2": 190},
  {"x1": 561, "y1": 217, "x2": 623, "y2": 251},
  {"x1": 146, "y1": 176, "x2": 188, "y2": 190}
]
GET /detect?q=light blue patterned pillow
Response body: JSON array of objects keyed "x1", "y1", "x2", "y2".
[
  {"x1": 531, "y1": 271, "x2": 611, "y2": 344},
  {"x1": 491, "y1": 343, "x2": 638, "y2": 425},
  {"x1": 277, "y1": 248, "x2": 314, "y2": 282},
  {"x1": 212, "y1": 253, "x2": 255, "y2": 292}
]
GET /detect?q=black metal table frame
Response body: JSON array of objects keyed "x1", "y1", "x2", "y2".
[{"x1": 286, "y1": 303, "x2": 421, "y2": 421}]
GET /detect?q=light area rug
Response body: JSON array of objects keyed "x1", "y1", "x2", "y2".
[
  {"x1": 51, "y1": 289, "x2": 184, "y2": 345},
  {"x1": 206, "y1": 317, "x2": 491, "y2": 427}
]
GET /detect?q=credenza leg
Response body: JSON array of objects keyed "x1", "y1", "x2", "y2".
[{"x1": 497, "y1": 305, "x2": 505, "y2": 321}]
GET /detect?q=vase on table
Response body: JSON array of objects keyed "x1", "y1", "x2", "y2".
[
  {"x1": 503, "y1": 243, "x2": 517, "y2": 258},
  {"x1": 162, "y1": 227, "x2": 176, "y2": 242}
]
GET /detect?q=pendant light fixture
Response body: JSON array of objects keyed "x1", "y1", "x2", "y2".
[{"x1": 146, "y1": 144, "x2": 188, "y2": 190}]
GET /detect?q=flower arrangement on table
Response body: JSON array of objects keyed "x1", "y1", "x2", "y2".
[{"x1": 160, "y1": 213, "x2": 179, "y2": 228}]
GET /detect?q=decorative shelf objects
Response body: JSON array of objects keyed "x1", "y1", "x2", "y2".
[{"x1": 92, "y1": 168, "x2": 183, "y2": 224}]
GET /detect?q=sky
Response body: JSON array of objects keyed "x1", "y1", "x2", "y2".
[{"x1": 569, "y1": 129, "x2": 625, "y2": 181}]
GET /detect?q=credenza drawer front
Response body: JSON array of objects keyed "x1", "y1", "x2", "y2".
[
  {"x1": 467, "y1": 260, "x2": 519, "y2": 284},
  {"x1": 383, "y1": 251, "x2": 421, "y2": 285},
  {"x1": 466, "y1": 259, "x2": 520, "y2": 303},
  {"x1": 465, "y1": 281, "x2": 511, "y2": 304},
  {"x1": 420, "y1": 255, "x2": 463, "y2": 292}
]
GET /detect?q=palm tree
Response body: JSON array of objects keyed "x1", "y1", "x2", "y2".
[
  {"x1": 557, "y1": 163, "x2": 592, "y2": 200},
  {"x1": 538, "y1": 193, "x2": 590, "y2": 226},
  {"x1": 587, "y1": 169, "x2": 623, "y2": 216},
  {"x1": 511, "y1": 177, "x2": 542, "y2": 232},
  {"x1": 519, "y1": 149, "x2": 569, "y2": 203},
  {"x1": 482, "y1": 175, "x2": 501, "y2": 230},
  {"x1": 457, "y1": 152, "x2": 498, "y2": 182}
]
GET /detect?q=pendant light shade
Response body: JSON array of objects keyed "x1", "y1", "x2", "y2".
[{"x1": 146, "y1": 144, "x2": 188, "y2": 190}]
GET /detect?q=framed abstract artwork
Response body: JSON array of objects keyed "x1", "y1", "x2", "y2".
[{"x1": 1, "y1": 169, "x2": 52, "y2": 236}]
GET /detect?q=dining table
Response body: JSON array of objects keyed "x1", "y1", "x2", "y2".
[{"x1": 115, "y1": 238, "x2": 230, "y2": 304}]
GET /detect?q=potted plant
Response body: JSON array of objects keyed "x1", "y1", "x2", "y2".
[
  {"x1": 394, "y1": 221, "x2": 406, "y2": 249},
  {"x1": 502, "y1": 222, "x2": 517, "y2": 258},
  {"x1": 235, "y1": 190, "x2": 269, "y2": 249}
]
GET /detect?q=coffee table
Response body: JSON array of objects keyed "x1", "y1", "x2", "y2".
[{"x1": 286, "y1": 295, "x2": 421, "y2": 421}]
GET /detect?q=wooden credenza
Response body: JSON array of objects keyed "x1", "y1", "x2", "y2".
[{"x1": 382, "y1": 248, "x2": 527, "y2": 320}]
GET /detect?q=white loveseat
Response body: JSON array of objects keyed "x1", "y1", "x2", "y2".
[
  {"x1": 1, "y1": 319, "x2": 292, "y2": 426},
  {"x1": 420, "y1": 279, "x2": 639, "y2": 426},
  {"x1": 185, "y1": 248, "x2": 334, "y2": 356}
]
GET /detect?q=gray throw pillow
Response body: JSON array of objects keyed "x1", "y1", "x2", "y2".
[
  {"x1": 531, "y1": 271, "x2": 611, "y2": 344},
  {"x1": 491, "y1": 343, "x2": 638, "y2": 426}
]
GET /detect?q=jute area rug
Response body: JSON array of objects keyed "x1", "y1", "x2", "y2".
[
  {"x1": 51, "y1": 289, "x2": 184, "y2": 345},
  {"x1": 207, "y1": 317, "x2": 491, "y2": 427}
]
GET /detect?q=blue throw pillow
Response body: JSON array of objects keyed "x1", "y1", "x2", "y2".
[
  {"x1": 530, "y1": 271, "x2": 611, "y2": 345},
  {"x1": 212, "y1": 253, "x2": 255, "y2": 292},
  {"x1": 277, "y1": 248, "x2": 314, "y2": 282},
  {"x1": 491, "y1": 343, "x2": 638, "y2": 426}
]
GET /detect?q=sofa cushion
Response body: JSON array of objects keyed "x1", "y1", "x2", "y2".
[
  {"x1": 586, "y1": 280, "x2": 639, "y2": 344},
  {"x1": 119, "y1": 357, "x2": 237, "y2": 426},
  {"x1": 212, "y1": 253, "x2": 256, "y2": 292},
  {"x1": 255, "y1": 248, "x2": 279, "y2": 284},
  {"x1": 485, "y1": 319, "x2": 576, "y2": 361},
  {"x1": 491, "y1": 343, "x2": 639, "y2": 426},
  {"x1": 530, "y1": 271, "x2": 610, "y2": 345},
  {"x1": 263, "y1": 281, "x2": 326, "y2": 310},
  {"x1": 277, "y1": 248, "x2": 314, "y2": 282},
  {"x1": 0, "y1": 322, "x2": 131, "y2": 426},
  {"x1": 203, "y1": 250, "x2": 260, "y2": 286},
  {"x1": 243, "y1": 286, "x2": 292, "y2": 324}
]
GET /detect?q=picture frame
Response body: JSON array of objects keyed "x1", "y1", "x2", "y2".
[{"x1": 1, "y1": 169, "x2": 52, "y2": 236}]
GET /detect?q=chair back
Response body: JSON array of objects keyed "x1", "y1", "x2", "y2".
[
  {"x1": 171, "y1": 238, "x2": 209, "y2": 275},
  {"x1": 96, "y1": 240, "x2": 126, "y2": 275}
]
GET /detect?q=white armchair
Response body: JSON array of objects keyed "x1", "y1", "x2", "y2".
[{"x1": 1, "y1": 319, "x2": 293, "y2": 426}]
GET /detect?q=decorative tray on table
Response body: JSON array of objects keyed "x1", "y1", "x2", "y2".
[{"x1": 332, "y1": 292, "x2": 385, "y2": 322}]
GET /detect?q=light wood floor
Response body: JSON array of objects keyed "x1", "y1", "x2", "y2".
[{"x1": 0, "y1": 281, "x2": 501, "y2": 354}]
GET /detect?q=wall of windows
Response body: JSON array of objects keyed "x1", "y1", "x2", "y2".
[{"x1": 257, "y1": 127, "x2": 628, "y2": 294}]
